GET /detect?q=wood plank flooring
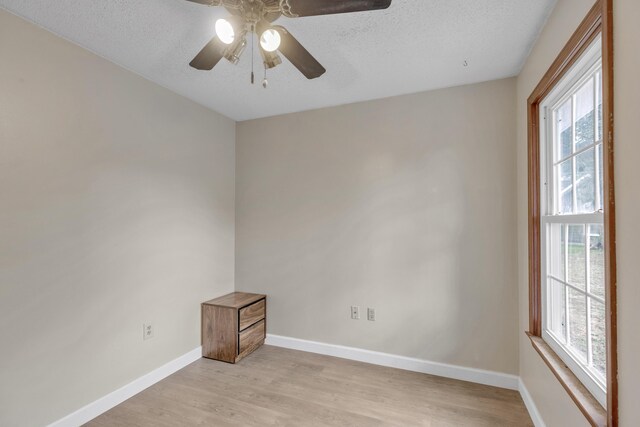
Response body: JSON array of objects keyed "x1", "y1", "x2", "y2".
[{"x1": 88, "y1": 345, "x2": 533, "y2": 426}]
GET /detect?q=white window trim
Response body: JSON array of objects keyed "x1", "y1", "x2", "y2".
[{"x1": 539, "y1": 35, "x2": 606, "y2": 408}]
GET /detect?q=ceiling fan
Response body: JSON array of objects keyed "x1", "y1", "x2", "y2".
[{"x1": 185, "y1": 0, "x2": 392, "y2": 86}]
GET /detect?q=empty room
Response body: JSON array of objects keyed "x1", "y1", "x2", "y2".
[{"x1": 1, "y1": 0, "x2": 638, "y2": 426}]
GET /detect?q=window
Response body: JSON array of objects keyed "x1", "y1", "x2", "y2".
[
  {"x1": 540, "y1": 37, "x2": 606, "y2": 406},
  {"x1": 526, "y1": 1, "x2": 616, "y2": 425}
]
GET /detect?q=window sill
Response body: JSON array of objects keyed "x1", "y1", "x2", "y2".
[{"x1": 526, "y1": 332, "x2": 606, "y2": 427}]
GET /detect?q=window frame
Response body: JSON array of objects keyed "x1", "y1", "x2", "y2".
[
  {"x1": 526, "y1": 1, "x2": 617, "y2": 426},
  {"x1": 539, "y1": 38, "x2": 606, "y2": 406}
]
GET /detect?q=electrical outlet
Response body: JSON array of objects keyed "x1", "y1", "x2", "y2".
[
  {"x1": 367, "y1": 308, "x2": 376, "y2": 321},
  {"x1": 143, "y1": 323, "x2": 154, "y2": 340},
  {"x1": 350, "y1": 306, "x2": 360, "y2": 320}
]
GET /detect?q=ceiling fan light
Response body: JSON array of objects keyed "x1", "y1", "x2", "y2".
[
  {"x1": 261, "y1": 49, "x2": 282, "y2": 69},
  {"x1": 223, "y1": 37, "x2": 247, "y2": 65},
  {"x1": 215, "y1": 18, "x2": 235, "y2": 44},
  {"x1": 260, "y1": 29, "x2": 281, "y2": 52}
]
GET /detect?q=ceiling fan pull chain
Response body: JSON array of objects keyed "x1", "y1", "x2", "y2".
[
  {"x1": 250, "y1": 24, "x2": 255, "y2": 84},
  {"x1": 263, "y1": 66, "x2": 268, "y2": 89}
]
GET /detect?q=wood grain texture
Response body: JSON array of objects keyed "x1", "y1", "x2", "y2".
[
  {"x1": 239, "y1": 299, "x2": 265, "y2": 331},
  {"x1": 527, "y1": 97, "x2": 541, "y2": 336},
  {"x1": 203, "y1": 292, "x2": 266, "y2": 309},
  {"x1": 202, "y1": 293, "x2": 267, "y2": 364},
  {"x1": 87, "y1": 345, "x2": 533, "y2": 427},
  {"x1": 238, "y1": 319, "x2": 265, "y2": 358},
  {"x1": 201, "y1": 305, "x2": 237, "y2": 363},
  {"x1": 600, "y1": 1, "x2": 617, "y2": 425}
]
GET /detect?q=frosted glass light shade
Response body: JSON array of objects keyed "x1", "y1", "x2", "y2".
[
  {"x1": 260, "y1": 29, "x2": 281, "y2": 52},
  {"x1": 215, "y1": 19, "x2": 235, "y2": 44}
]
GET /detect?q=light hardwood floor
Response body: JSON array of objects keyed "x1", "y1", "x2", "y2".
[{"x1": 88, "y1": 345, "x2": 533, "y2": 426}]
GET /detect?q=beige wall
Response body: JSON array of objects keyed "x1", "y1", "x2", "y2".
[
  {"x1": 236, "y1": 78, "x2": 519, "y2": 374},
  {"x1": 0, "y1": 10, "x2": 235, "y2": 427},
  {"x1": 517, "y1": 0, "x2": 640, "y2": 425}
]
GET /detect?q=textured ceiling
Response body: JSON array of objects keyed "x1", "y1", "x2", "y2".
[{"x1": 0, "y1": 0, "x2": 556, "y2": 121}]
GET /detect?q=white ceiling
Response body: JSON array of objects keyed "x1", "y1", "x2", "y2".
[{"x1": 0, "y1": 0, "x2": 556, "y2": 121}]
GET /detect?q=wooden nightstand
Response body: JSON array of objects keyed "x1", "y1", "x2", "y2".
[{"x1": 201, "y1": 292, "x2": 266, "y2": 363}]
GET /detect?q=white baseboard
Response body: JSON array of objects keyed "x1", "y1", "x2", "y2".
[
  {"x1": 265, "y1": 334, "x2": 519, "y2": 390},
  {"x1": 48, "y1": 346, "x2": 202, "y2": 427},
  {"x1": 518, "y1": 379, "x2": 546, "y2": 427}
]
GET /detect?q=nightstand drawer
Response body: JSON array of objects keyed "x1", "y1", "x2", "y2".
[
  {"x1": 239, "y1": 319, "x2": 265, "y2": 356},
  {"x1": 239, "y1": 299, "x2": 265, "y2": 331}
]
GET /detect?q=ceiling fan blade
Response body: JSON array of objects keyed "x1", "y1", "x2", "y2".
[
  {"x1": 189, "y1": 37, "x2": 224, "y2": 70},
  {"x1": 285, "y1": 0, "x2": 391, "y2": 17},
  {"x1": 273, "y1": 26, "x2": 326, "y2": 79}
]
